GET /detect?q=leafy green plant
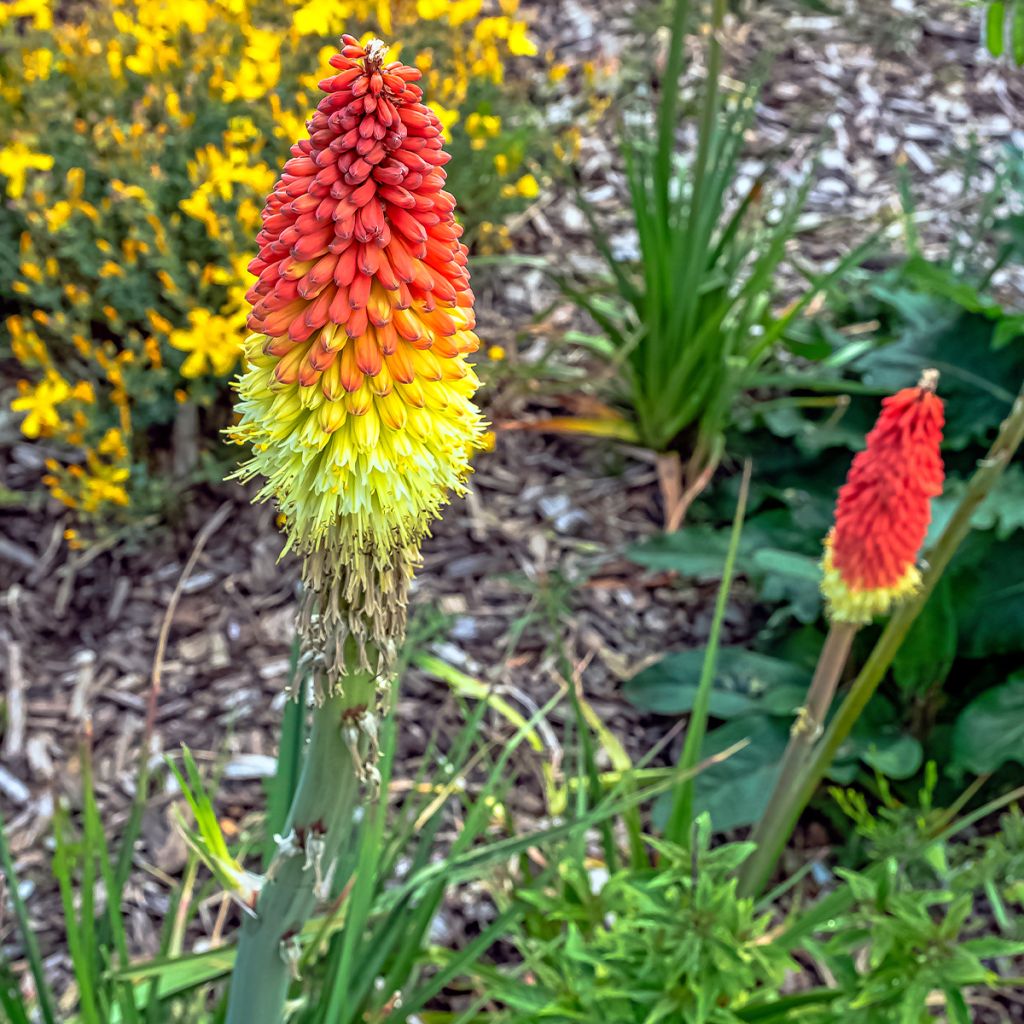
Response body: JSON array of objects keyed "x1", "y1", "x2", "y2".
[
  {"x1": 550, "y1": 0, "x2": 864, "y2": 527},
  {"x1": 624, "y1": 149, "x2": 1024, "y2": 818},
  {"x1": 489, "y1": 821, "x2": 793, "y2": 1023},
  {"x1": 466, "y1": 768, "x2": 1024, "y2": 1023}
]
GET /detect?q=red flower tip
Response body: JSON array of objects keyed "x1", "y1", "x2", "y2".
[{"x1": 822, "y1": 371, "x2": 945, "y2": 623}]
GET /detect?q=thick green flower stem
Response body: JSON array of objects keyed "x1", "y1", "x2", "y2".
[
  {"x1": 226, "y1": 669, "x2": 379, "y2": 1024},
  {"x1": 738, "y1": 380, "x2": 1024, "y2": 898},
  {"x1": 740, "y1": 621, "x2": 857, "y2": 885}
]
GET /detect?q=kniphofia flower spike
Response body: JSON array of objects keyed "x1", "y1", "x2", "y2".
[
  {"x1": 821, "y1": 370, "x2": 945, "y2": 624},
  {"x1": 231, "y1": 36, "x2": 485, "y2": 675}
]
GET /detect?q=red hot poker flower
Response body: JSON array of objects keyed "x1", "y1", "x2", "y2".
[
  {"x1": 821, "y1": 371, "x2": 945, "y2": 623},
  {"x1": 233, "y1": 35, "x2": 484, "y2": 562},
  {"x1": 231, "y1": 36, "x2": 485, "y2": 676}
]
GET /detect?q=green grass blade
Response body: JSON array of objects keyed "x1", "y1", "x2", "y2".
[
  {"x1": 572, "y1": 184, "x2": 641, "y2": 311},
  {"x1": 81, "y1": 741, "x2": 140, "y2": 1024},
  {"x1": 264, "y1": 639, "x2": 308, "y2": 867},
  {"x1": 655, "y1": 0, "x2": 693, "y2": 218},
  {"x1": 0, "y1": 811, "x2": 57, "y2": 1024},
  {"x1": 385, "y1": 908, "x2": 522, "y2": 1022},
  {"x1": 319, "y1": 724, "x2": 398, "y2": 1023},
  {"x1": 664, "y1": 460, "x2": 752, "y2": 844},
  {"x1": 52, "y1": 802, "x2": 103, "y2": 1024},
  {"x1": 0, "y1": 961, "x2": 32, "y2": 1024},
  {"x1": 987, "y1": 0, "x2": 1006, "y2": 56}
]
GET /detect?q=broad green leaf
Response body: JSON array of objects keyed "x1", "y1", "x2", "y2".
[
  {"x1": 835, "y1": 696, "x2": 923, "y2": 781},
  {"x1": 629, "y1": 524, "x2": 745, "y2": 577},
  {"x1": 858, "y1": 732, "x2": 923, "y2": 780},
  {"x1": 899, "y1": 257, "x2": 1003, "y2": 317},
  {"x1": 952, "y1": 673, "x2": 1024, "y2": 774},
  {"x1": 856, "y1": 306, "x2": 1024, "y2": 450},
  {"x1": 892, "y1": 576, "x2": 957, "y2": 693},
  {"x1": 689, "y1": 717, "x2": 789, "y2": 832},
  {"x1": 948, "y1": 533, "x2": 1024, "y2": 658},
  {"x1": 993, "y1": 312, "x2": 1024, "y2": 348},
  {"x1": 752, "y1": 548, "x2": 823, "y2": 623},
  {"x1": 624, "y1": 647, "x2": 808, "y2": 718},
  {"x1": 968, "y1": 464, "x2": 1024, "y2": 539}
]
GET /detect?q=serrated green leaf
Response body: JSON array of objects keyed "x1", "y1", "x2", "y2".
[
  {"x1": 969, "y1": 464, "x2": 1024, "y2": 539},
  {"x1": 687, "y1": 716, "x2": 789, "y2": 832},
  {"x1": 856, "y1": 307, "x2": 1023, "y2": 450},
  {"x1": 948, "y1": 533, "x2": 1024, "y2": 657}
]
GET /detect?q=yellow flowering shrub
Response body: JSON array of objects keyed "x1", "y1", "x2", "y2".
[{"x1": 0, "y1": 0, "x2": 542, "y2": 527}]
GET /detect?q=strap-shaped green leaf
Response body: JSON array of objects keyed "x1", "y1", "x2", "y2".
[{"x1": 987, "y1": 1, "x2": 1006, "y2": 56}]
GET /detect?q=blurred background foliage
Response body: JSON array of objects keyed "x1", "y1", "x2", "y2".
[{"x1": 0, "y1": 0, "x2": 549, "y2": 532}]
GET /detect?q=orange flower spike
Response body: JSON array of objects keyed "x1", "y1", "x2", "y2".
[
  {"x1": 821, "y1": 370, "x2": 945, "y2": 624},
  {"x1": 232, "y1": 36, "x2": 485, "y2": 561}
]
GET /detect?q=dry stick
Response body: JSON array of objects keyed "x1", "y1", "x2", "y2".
[
  {"x1": 656, "y1": 451, "x2": 684, "y2": 531},
  {"x1": 741, "y1": 621, "x2": 857, "y2": 888},
  {"x1": 114, "y1": 501, "x2": 234, "y2": 891},
  {"x1": 145, "y1": 501, "x2": 234, "y2": 744},
  {"x1": 739, "y1": 380, "x2": 1024, "y2": 898},
  {"x1": 669, "y1": 447, "x2": 722, "y2": 532}
]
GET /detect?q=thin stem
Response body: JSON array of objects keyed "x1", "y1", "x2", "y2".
[
  {"x1": 739, "y1": 380, "x2": 1024, "y2": 896},
  {"x1": 738, "y1": 622, "x2": 856, "y2": 895},
  {"x1": 665, "y1": 460, "x2": 751, "y2": 844}
]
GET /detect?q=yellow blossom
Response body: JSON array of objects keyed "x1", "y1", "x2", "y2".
[
  {"x1": 170, "y1": 309, "x2": 241, "y2": 377},
  {"x1": 12, "y1": 373, "x2": 71, "y2": 438},
  {"x1": 22, "y1": 49, "x2": 54, "y2": 82},
  {"x1": 45, "y1": 201, "x2": 73, "y2": 231},
  {"x1": 0, "y1": 0, "x2": 52, "y2": 31},
  {"x1": 502, "y1": 172, "x2": 539, "y2": 199},
  {"x1": 0, "y1": 141, "x2": 53, "y2": 199}
]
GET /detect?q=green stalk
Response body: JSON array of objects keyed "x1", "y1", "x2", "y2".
[
  {"x1": 738, "y1": 621, "x2": 857, "y2": 894},
  {"x1": 225, "y1": 668, "x2": 380, "y2": 1024},
  {"x1": 739, "y1": 380, "x2": 1024, "y2": 896},
  {"x1": 664, "y1": 460, "x2": 751, "y2": 844}
]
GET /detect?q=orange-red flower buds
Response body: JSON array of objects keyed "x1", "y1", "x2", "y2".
[{"x1": 821, "y1": 372, "x2": 945, "y2": 623}]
